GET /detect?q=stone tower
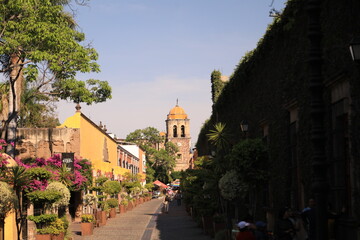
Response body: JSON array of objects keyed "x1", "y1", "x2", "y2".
[{"x1": 165, "y1": 102, "x2": 191, "y2": 171}]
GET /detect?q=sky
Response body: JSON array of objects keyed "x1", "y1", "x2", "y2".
[{"x1": 57, "y1": 0, "x2": 287, "y2": 145}]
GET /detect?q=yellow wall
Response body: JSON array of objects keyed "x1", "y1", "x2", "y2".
[
  {"x1": 4, "y1": 212, "x2": 16, "y2": 240},
  {"x1": 58, "y1": 111, "x2": 130, "y2": 177}
]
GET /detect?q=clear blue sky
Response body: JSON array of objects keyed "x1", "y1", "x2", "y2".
[{"x1": 58, "y1": 0, "x2": 287, "y2": 145}]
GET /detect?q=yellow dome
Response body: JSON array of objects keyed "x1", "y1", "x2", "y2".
[{"x1": 167, "y1": 105, "x2": 188, "y2": 119}]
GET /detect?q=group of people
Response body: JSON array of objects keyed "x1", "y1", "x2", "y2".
[
  {"x1": 235, "y1": 200, "x2": 314, "y2": 240},
  {"x1": 162, "y1": 190, "x2": 182, "y2": 213},
  {"x1": 236, "y1": 198, "x2": 343, "y2": 240},
  {"x1": 235, "y1": 220, "x2": 270, "y2": 240}
]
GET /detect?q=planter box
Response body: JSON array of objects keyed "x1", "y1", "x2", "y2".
[
  {"x1": 202, "y1": 216, "x2": 214, "y2": 236},
  {"x1": 51, "y1": 232, "x2": 65, "y2": 240},
  {"x1": 109, "y1": 208, "x2": 116, "y2": 218},
  {"x1": 81, "y1": 222, "x2": 93, "y2": 236},
  {"x1": 213, "y1": 222, "x2": 226, "y2": 234},
  {"x1": 35, "y1": 234, "x2": 51, "y2": 240},
  {"x1": 119, "y1": 205, "x2": 126, "y2": 213},
  {"x1": 96, "y1": 211, "x2": 107, "y2": 226}
]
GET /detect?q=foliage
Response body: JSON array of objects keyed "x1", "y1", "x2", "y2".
[
  {"x1": 125, "y1": 127, "x2": 163, "y2": 151},
  {"x1": 228, "y1": 139, "x2": 269, "y2": 187},
  {"x1": 0, "y1": 0, "x2": 112, "y2": 152},
  {"x1": 120, "y1": 199, "x2": 128, "y2": 206},
  {"x1": 46, "y1": 181, "x2": 70, "y2": 207},
  {"x1": 28, "y1": 214, "x2": 58, "y2": 225},
  {"x1": 0, "y1": 181, "x2": 16, "y2": 218},
  {"x1": 83, "y1": 194, "x2": 97, "y2": 207},
  {"x1": 122, "y1": 181, "x2": 141, "y2": 194},
  {"x1": 81, "y1": 214, "x2": 95, "y2": 223},
  {"x1": 27, "y1": 190, "x2": 63, "y2": 210},
  {"x1": 181, "y1": 168, "x2": 219, "y2": 217},
  {"x1": 211, "y1": 70, "x2": 227, "y2": 103},
  {"x1": 36, "y1": 218, "x2": 65, "y2": 235},
  {"x1": 102, "y1": 180, "x2": 121, "y2": 196},
  {"x1": 144, "y1": 183, "x2": 153, "y2": 191},
  {"x1": 24, "y1": 167, "x2": 52, "y2": 191},
  {"x1": 218, "y1": 170, "x2": 248, "y2": 201},
  {"x1": 106, "y1": 198, "x2": 118, "y2": 208},
  {"x1": 95, "y1": 176, "x2": 108, "y2": 185},
  {"x1": 15, "y1": 154, "x2": 92, "y2": 191},
  {"x1": 206, "y1": 123, "x2": 232, "y2": 152},
  {"x1": 170, "y1": 171, "x2": 182, "y2": 180}
]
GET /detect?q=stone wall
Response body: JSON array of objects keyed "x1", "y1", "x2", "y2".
[{"x1": 16, "y1": 128, "x2": 80, "y2": 160}]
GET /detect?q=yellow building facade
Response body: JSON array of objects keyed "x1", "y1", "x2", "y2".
[{"x1": 57, "y1": 108, "x2": 130, "y2": 179}]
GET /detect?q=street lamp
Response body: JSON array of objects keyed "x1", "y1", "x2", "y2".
[
  {"x1": 349, "y1": 37, "x2": 360, "y2": 62},
  {"x1": 240, "y1": 120, "x2": 249, "y2": 133}
]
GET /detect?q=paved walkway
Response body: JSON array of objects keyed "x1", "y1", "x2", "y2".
[{"x1": 70, "y1": 197, "x2": 212, "y2": 240}]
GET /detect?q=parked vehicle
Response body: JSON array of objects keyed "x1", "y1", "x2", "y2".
[{"x1": 152, "y1": 191, "x2": 161, "y2": 198}]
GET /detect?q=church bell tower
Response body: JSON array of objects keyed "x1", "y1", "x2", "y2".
[{"x1": 165, "y1": 101, "x2": 191, "y2": 171}]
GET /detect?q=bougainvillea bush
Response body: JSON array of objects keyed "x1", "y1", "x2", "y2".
[{"x1": 15, "y1": 154, "x2": 92, "y2": 192}]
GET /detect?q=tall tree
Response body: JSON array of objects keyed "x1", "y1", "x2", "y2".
[
  {"x1": 0, "y1": 0, "x2": 112, "y2": 156},
  {"x1": 126, "y1": 127, "x2": 178, "y2": 183}
]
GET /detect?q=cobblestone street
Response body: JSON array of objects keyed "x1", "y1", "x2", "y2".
[{"x1": 70, "y1": 197, "x2": 212, "y2": 240}]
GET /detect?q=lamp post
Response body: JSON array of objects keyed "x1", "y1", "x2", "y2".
[
  {"x1": 349, "y1": 37, "x2": 360, "y2": 62},
  {"x1": 240, "y1": 120, "x2": 249, "y2": 138},
  {"x1": 307, "y1": 0, "x2": 328, "y2": 239}
]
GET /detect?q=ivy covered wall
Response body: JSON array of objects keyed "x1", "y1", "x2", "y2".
[{"x1": 196, "y1": 0, "x2": 360, "y2": 224}]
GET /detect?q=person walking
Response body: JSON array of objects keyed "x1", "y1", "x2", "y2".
[
  {"x1": 275, "y1": 207, "x2": 295, "y2": 240},
  {"x1": 175, "y1": 191, "x2": 182, "y2": 206},
  {"x1": 236, "y1": 221, "x2": 256, "y2": 240},
  {"x1": 163, "y1": 193, "x2": 171, "y2": 213}
]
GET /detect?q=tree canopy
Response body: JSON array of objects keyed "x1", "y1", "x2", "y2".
[
  {"x1": 126, "y1": 127, "x2": 178, "y2": 183},
  {"x1": 0, "y1": 0, "x2": 112, "y2": 154}
]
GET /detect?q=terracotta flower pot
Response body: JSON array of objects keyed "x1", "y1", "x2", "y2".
[
  {"x1": 51, "y1": 232, "x2": 65, "y2": 240},
  {"x1": 81, "y1": 222, "x2": 93, "y2": 236},
  {"x1": 202, "y1": 216, "x2": 214, "y2": 236},
  {"x1": 35, "y1": 234, "x2": 51, "y2": 240},
  {"x1": 109, "y1": 208, "x2": 116, "y2": 218},
  {"x1": 119, "y1": 205, "x2": 126, "y2": 213},
  {"x1": 213, "y1": 222, "x2": 226, "y2": 234}
]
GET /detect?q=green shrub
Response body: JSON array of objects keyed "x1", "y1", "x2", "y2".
[
  {"x1": 81, "y1": 214, "x2": 95, "y2": 223},
  {"x1": 120, "y1": 199, "x2": 128, "y2": 206},
  {"x1": 83, "y1": 193, "x2": 97, "y2": 207},
  {"x1": 0, "y1": 181, "x2": 16, "y2": 217},
  {"x1": 103, "y1": 180, "x2": 121, "y2": 195},
  {"x1": 106, "y1": 198, "x2": 118, "y2": 208},
  {"x1": 27, "y1": 190, "x2": 63, "y2": 206},
  {"x1": 28, "y1": 214, "x2": 58, "y2": 224},
  {"x1": 46, "y1": 181, "x2": 70, "y2": 207},
  {"x1": 36, "y1": 218, "x2": 65, "y2": 235}
]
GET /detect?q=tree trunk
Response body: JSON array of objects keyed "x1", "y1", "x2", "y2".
[
  {"x1": 6, "y1": 53, "x2": 23, "y2": 157},
  {"x1": 0, "y1": 218, "x2": 4, "y2": 240}
]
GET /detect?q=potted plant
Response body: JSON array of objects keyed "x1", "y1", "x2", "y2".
[
  {"x1": 28, "y1": 214, "x2": 65, "y2": 240},
  {"x1": 83, "y1": 193, "x2": 97, "y2": 214},
  {"x1": 212, "y1": 214, "x2": 226, "y2": 235},
  {"x1": 119, "y1": 199, "x2": 128, "y2": 213},
  {"x1": 27, "y1": 190, "x2": 63, "y2": 240},
  {"x1": 106, "y1": 198, "x2": 118, "y2": 218},
  {"x1": 81, "y1": 214, "x2": 94, "y2": 236}
]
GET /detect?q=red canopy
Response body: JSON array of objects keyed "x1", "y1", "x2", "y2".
[{"x1": 153, "y1": 180, "x2": 168, "y2": 189}]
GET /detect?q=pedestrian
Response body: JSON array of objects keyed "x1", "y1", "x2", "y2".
[
  {"x1": 301, "y1": 199, "x2": 316, "y2": 240},
  {"x1": 175, "y1": 190, "x2": 182, "y2": 206},
  {"x1": 236, "y1": 221, "x2": 256, "y2": 240},
  {"x1": 288, "y1": 209, "x2": 306, "y2": 240},
  {"x1": 275, "y1": 207, "x2": 295, "y2": 240},
  {"x1": 254, "y1": 221, "x2": 268, "y2": 240},
  {"x1": 163, "y1": 194, "x2": 171, "y2": 213}
]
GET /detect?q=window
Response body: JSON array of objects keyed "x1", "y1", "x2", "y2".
[
  {"x1": 181, "y1": 125, "x2": 185, "y2": 137},
  {"x1": 173, "y1": 125, "x2": 178, "y2": 137}
]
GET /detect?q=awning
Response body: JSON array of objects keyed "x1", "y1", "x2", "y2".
[{"x1": 153, "y1": 180, "x2": 168, "y2": 188}]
